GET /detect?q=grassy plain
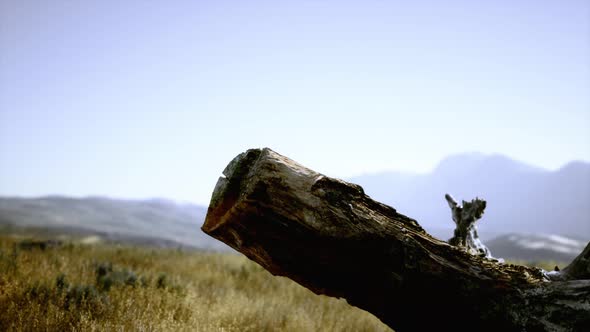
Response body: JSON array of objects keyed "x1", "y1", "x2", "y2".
[
  {"x1": 0, "y1": 233, "x2": 568, "y2": 332},
  {"x1": 0, "y1": 234, "x2": 392, "y2": 331}
]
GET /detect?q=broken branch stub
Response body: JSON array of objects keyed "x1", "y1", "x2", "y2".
[
  {"x1": 445, "y1": 193, "x2": 493, "y2": 258},
  {"x1": 202, "y1": 148, "x2": 590, "y2": 332}
]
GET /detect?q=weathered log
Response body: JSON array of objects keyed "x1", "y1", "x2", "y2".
[{"x1": 202, "y1": 148, "x2": 590, "y2": 332}]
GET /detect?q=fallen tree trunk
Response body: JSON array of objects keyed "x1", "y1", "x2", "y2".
[{"x1": 202, "y1": 148, "x2": 590, "y2": 332}]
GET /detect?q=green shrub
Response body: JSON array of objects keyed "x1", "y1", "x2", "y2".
[
  {"x1": 24, "y1": 282, "x2": 53, "y2": 304},
  {"x1": 56, "y1": 273, "x2": 69, "y2": 291},
  {"x1": 156, "y1": 273, "x2": 168, "y2": 289},
  {"x1": 95, "y1": 262, "x2": 142, "y2": 290},
  {"x1": 64, "y1": 284, "x2": 106, "y2": 310}
]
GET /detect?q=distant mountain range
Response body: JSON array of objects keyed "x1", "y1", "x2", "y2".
[
  {"x1": 0, "y1": 153, "x2": 588, "y2": 261},
  {"x1": 349, "y1": 153, "x2": 590, "y2": 242},
  {"x1": 0, "y1": 196, "x2": 227, "y2": 250},
  {"x1": 0, "y1": 194, "x2": 585, "y2": 262}
]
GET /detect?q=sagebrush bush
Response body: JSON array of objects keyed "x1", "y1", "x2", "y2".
[{"x1": 95, "y1": 261, "x2": 144, "y2": 290}]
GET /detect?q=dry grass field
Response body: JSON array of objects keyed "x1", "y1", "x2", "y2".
[
  {"x1": 0, "y1": 233, "x2": 567, "y2": 332},
  {"x1": 0, "y1": 234, "x2": 392, "y2": 331}
]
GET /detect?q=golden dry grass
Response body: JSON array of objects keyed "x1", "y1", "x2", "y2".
[
  {"x1": 0, "y1": 233, "x2": 569, "y2": 332},
  {"x1": 0, "y1": 235, "x2": 392, "y2": 331}
]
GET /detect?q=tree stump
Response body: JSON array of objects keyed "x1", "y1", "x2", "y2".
[{"x1": 202, "y1": 148, "x2": 590, "y2": 332}]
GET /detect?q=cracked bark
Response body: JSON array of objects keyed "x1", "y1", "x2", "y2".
[{"x1": 202, "y1": 148, "x2": 590, "y2": 332}]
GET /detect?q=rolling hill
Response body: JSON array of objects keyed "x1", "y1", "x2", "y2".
[{"x1": 0, "y1": 196, "x2": 226, "y2": 250}]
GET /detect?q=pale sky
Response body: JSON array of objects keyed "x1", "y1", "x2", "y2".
[{"x1": 1, "y1": 0, "x2": 589, "y2": 205}]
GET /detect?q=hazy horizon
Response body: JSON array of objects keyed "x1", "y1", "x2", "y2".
[
  {"x1": 1, "y1": 150, "x2": 588, "y2": 205},
  {"x1": 1, "y1": 1, "x2": 589, "y2": 205}
]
